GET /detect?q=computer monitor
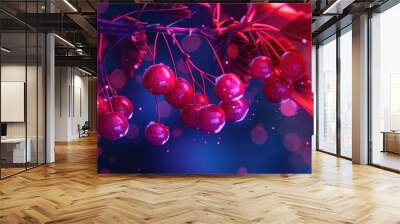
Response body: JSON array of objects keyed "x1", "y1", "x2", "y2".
[{"x1": 1, "y1": 123, "x2": 7, "y2": 137}]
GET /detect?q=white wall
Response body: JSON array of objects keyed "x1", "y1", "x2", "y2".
[
  {"x1": 1, "y1": 63, "x2": 46, "y2": 164},
  {"x1": 54, "y1": 66, "x2": 89, "y2": 141}
]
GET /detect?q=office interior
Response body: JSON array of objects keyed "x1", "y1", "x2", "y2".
[{"x1": 0, "y1": 0, "x2": 398, "y2": 178}]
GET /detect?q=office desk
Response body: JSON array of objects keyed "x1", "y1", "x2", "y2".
[
  {"x1": 1, "y1": 138, "x2": 31, "y2": 163},
  {"x1": 382, "y1": 131, "x2": 400, "y2": 154}
]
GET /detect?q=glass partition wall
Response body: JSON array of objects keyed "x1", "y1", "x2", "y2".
[
  {"x1": 0, "y1": 1, "x2": 46, "y2": 179},
  {"x1": 317, "y1": 35, "x2": 337, "y2": 155},
  {"x1": 370, "y1": 3, "x2": 400, "y2": 171},
  {"x1": 316, "y1": 26, "x2": 353, "y2": 159}
]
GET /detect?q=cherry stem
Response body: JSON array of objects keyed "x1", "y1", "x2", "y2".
[
  {"x1": 153, "y1": 32, "x2": 159, "y2": 64},
  {"x1": 154, "y1": 95, "x2": 160, "y2": 123},
  {"x1": 201, "y1": 72, "x2": 215, "y2": 84},
  {"x1": 260, "y1": 30, "x2": 287, "y2": 52},
  {"x1": 204, "y1": 36, "x2": 225, "y2": 74},
  {"x1": 146, "y1": 44, "x2": 154, "y2": 60},
  {"x1": 98, "y1": 33, "x2": 104, "y2": 61},
  {"x1": 162, "y1": 33, "x2": 178, "y2": 79},
  {"x1": 201, "y1": 73, "x2": 207, "y2": 100},
  {"x1": 185, "y1": 60, "x2": 205, "y2": 92},
  {"x1": 169, "y1": 32, "x2": 216, "y2": 83},
  {"x1": 254, "y1": 31, "x2": 269, "y2": 57},
  {"x1": 112, "y1": 7, "x2": 190, "y2": 22},
  {"x1": 257, "y1": 31, "x2": 281, "y2": 60}
]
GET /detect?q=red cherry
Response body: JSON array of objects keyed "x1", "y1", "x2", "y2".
[
  {"x1": 194, "y1": 92, "x2": 210, "y2": 105},
  {"x1": 263, "y1": 77, "x2": 291, "y2": 103},
  {"x1": 220, "y1": 98, "x2": 249, "y2": 122},
  {"x1": 99, "y1": 112, "x2": 129, "y2": 140},
  {"x1": 214, "y1": 73, "x2": 245, "y2": 101},
  {"x1": 249, "y1": 56, "x2": 274, "y2": 80},
  {"x1": 165, "y1": 78, "x2": 194, "y2": 108},
  {"x1": 279, "y1": 52, "x2": 305, "y2": 81},
  {"x1": 144, "y1": 122, "x2": 170, "y2": 146},
  {"x1": 197, "y1": 104, "x2": 226, "y2": 134},
  {"x1": 97, "y1": 96, "x2": 109, "y2": 116},
  {"x1": 110, "y1": 96, "x2": 134, "y2": 119},
  {"x1": 181, "y1": 104, "x2": 204, "y2": 128},
  {"x1": 143, "y1": 63, "x2": 176, "y2": 94}
]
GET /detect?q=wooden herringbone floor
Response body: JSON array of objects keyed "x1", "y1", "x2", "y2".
[{"x1": 1, "y1": 136, "x2": 400, "y2": 224}]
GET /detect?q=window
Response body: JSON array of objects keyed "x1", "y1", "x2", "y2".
[
  {"x1": 371, "y1": 4, "x2": 400, "y2": 171},
  {"x1": 339, "y1": 28, "x2": 352, "y2": 158},
  {"x1": 317, "y1": 36, "x2": 337, "y2": 154}
]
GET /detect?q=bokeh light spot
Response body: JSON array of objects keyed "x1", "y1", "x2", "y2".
[
  {"x1": 250, "y1": 124, "x2": 268, "y2": 145},
  {"x1": 126, "y1": 123, "x2": 140, "y2": 140},
  {"x1": 182, "y1": 35, "x2": 201, "y2": 52},
  {"x1": 159, "y1": 101, "x2": 173, "y2": 118},
  {"x1": 172, "y1": 128, "x2": 183, "y2": 138},
  {"x1": 109, "y1": 69, "x2": 127, "y2": 91},
  {"x1": 280, "y1": 99, "x2": 298, "y2": 117},
  {"x1": 238, "y1": 167, "x2": 248, "y2": 174},
  {"x1": 177, "y1": 58, "x2": 190, "y2": 74},
  {"x1": 283, "y1": 133, "x2": 301, "y2": 152}
]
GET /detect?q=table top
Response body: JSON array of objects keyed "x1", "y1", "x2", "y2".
[
  {"x1": 1, "y1": 138, "x2": 29, "y2": 143},
  {"x1": 381, "y1": 131, "x2": 400, "y2": 134}
]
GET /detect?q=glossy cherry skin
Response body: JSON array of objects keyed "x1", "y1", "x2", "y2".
[
  {"x1": 263, "y1": 77, "x2": 291, "y2": 103},
  {"x1": 214, "y1": 73, "x2": 245, "y2": 101},
  {"x1": 194, "y1": 92, "x2": 210, "y2": 105},
  {"x1": 97, "y1": 96, "x2": 109, "y2": 116},
  {"x1": 144, "y1": 122, "x2": 170, "y2": 146},
  {"x1": 278, "y1": 52, "x2": 305, "y2": 81},
  {"x1": 143, "y1": 63, "x2": 176, "y2": 94},
  {"x1": 249, "y1": 56, "x2": 274, "y2": 80},
  {"x1": 219, "y1": 98, "x2": 249, "y2": 123},
  {"x1": 110, "y1": 96, "x2": 134, "y2": 119},
  {"x1": 98, "y1": 112, "x2": 129, "y2": 140},
  {"x1": 197, "y1": 104, "x2": 226, "y2": 134},
  {"x1": 165, "y1": 78, "x2": 194, "y2": 108},
  {"x1": 181, "y1": 104, "x2": 204, "y2": 128}
]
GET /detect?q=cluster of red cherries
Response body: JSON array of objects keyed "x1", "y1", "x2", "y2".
[
  {"x1": 97, "y1": 50, "x2": 305, "y2": 145},
  {"x1": 141, "y1": 63, "x2": 249, "y2": 146},
  {"x1": 97, "y1": 91, "x2": 133, "y2": 141}
]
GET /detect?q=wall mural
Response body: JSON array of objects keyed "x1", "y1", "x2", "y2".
[{"x1": 97, "y1": 3, "x2": 313, "y2": 174}]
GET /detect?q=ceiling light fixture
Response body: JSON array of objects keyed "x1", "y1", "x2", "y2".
[
  {"x1": 78, "y1": 67, "x2": 93, "y2": 76},
  {"x1": 1, "y1": 47, "x2": 11, "y2": 53},
  {"x1": 322, "y1": 0, "x2": 354, "y2": 15},
  {"x1": 63, "y1": 0, "x2": 78, "y2": 12},
  {"x1": 54, "y1": 34, "x2": 75, "y2": 48}
]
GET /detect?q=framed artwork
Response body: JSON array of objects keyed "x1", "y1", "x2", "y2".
[{"x1": 97, "y1": 3, "x2": 313, "y2": 174}]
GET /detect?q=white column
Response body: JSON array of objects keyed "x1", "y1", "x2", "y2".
[
  {"x1": 352, "y1": 14, "x2": 369, "y2": 164},
  {"x1": 46, "y1": 1, "x2": 55, "y2": 163}
]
